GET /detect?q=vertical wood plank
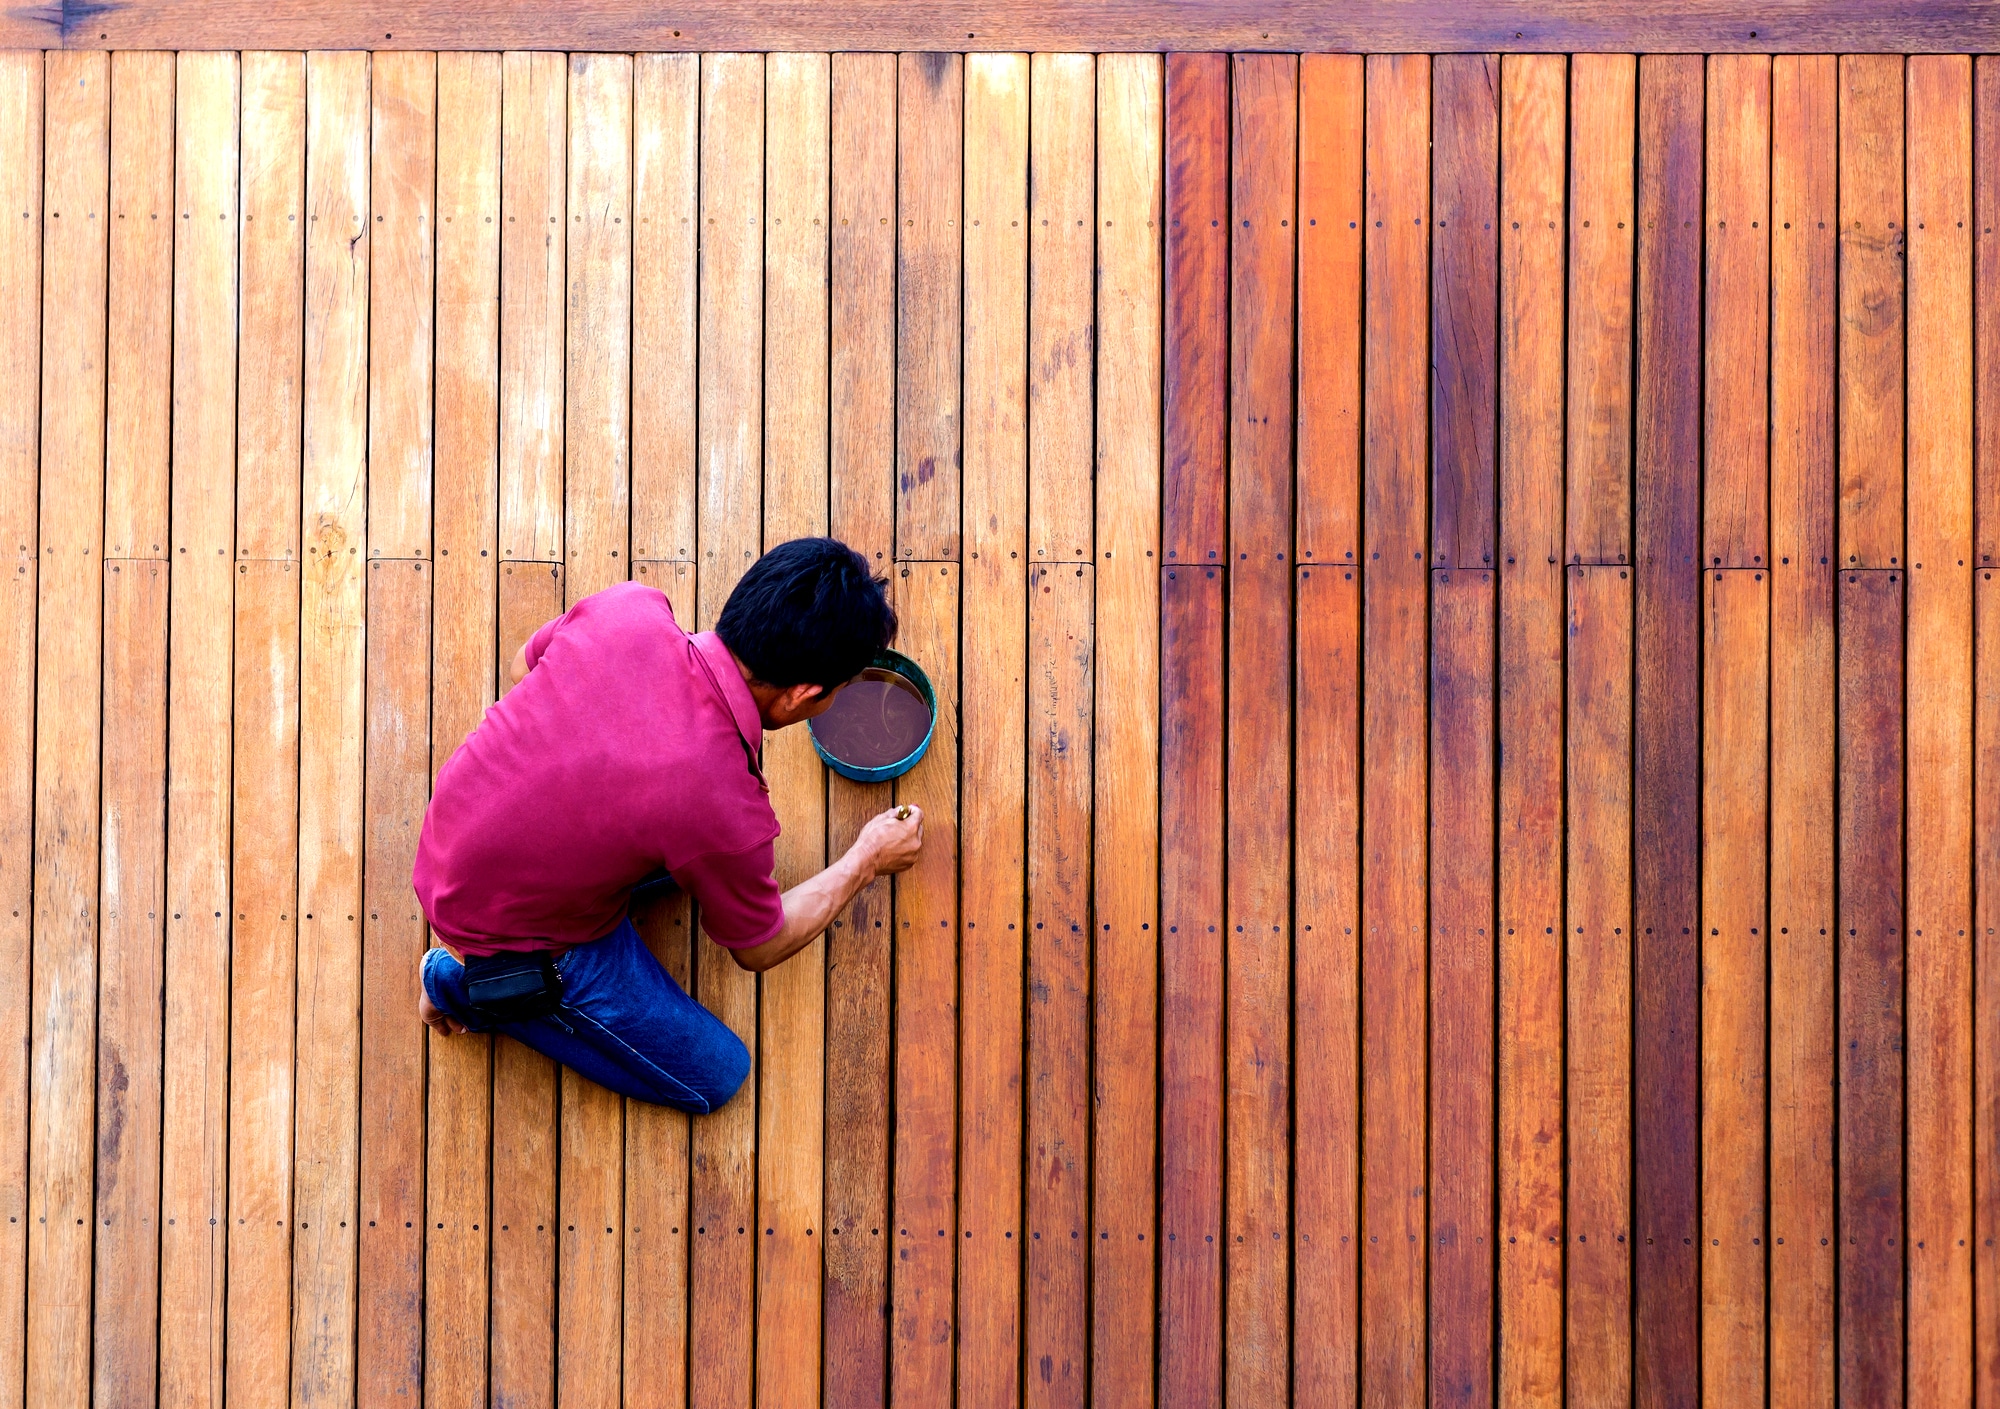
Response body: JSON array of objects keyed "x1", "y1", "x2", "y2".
[
  {"x1": 226, "y1": 56, "x2": 305, "y2": 1409},
  {"x1": 95, "y1": 48, "x2": 173, "y2": 1401},
  {"x1": 1769, "y1": 54, "x2": 1839, "y2": 1409},
  {"x1": 1982, "y1": 59, "x2": 2000, "y2": 574},
  {"x1": 1361, "y1": 52, "x2": 1429, "y2": 1407},
  {"x1": 895, "y1": 54, "x2": 962, "y2": 562},
  {"x1": 632, "y1": 54, "x2": 697, "y2": 566},
  {"x1": 158, "y1": 51, "x2": 233, "y2": 1409},
  {"x1": 1090, "y1": 52, "x2": 1161, "y2": 1409},
  {"x1": 1632, "y1": 53, "x2": 1702, "y2": 1409},
  {"x1": 1563, "y1": 564, "x2": 1633, "y2": 1409},
  {"x1": 823, "y1": 50, "x2": 897, "y2": 1409},
  {"x1": 756, "y1": 49, "x2": 829, "y2": 1409},
  {"x1": 1698, "y1": 569, "x2": 1769, "y2": 1408},
  {"x1": 691, "y1": 52, "x2": 762, "y2": 1409},
  {"x1": 292, "y1": 48, "x2": 369, "y2": 1407},
  {"x1": 1026, "y1": 50, "x2": 1094, "y2": 1409},
  {"x1": 1565, "y1": 55, "x2": 1636, "y2": 566},
  {"x1": 1837, "y1": 568, "x2": 1905, "y2": 1406},
  {"x1": 957, "y1": 48, "x2": 1027, "y2": 1409},
  {"x1": 1840, "y1": 56, "x2": 1906, "y2": 569},
  {"x1": 26, "y1": 50, "x2": 107, "y2": 1409},
  {"x1": 890, "y1": 562, "x2": 960, "y2": 1406},
  {"x1": 1292, "y1": 52, "x2": 1363, "y2": 1409},
  {"x1": 1904, "y1": 52, "x2": 1976, "y2": 1407},
  {"x1": 1980, "y1": 57, "x2": 2000, "y2": 1409},
  {"x1": 367, "y1": 52, "x2": 435, "y2": 562},
  {"x1": 1427, "y1": 54, "x2": 1499, "y2": 1409},
  {"x1": 1705, "y1": 56, "x2": 1772, "y2": 569},
  {"x1": 1495, "y1": 52, "x2": 1566, "y2": 1409},
  {"x1": 500, "y1": 50, "x2": 564, "y2": 565}
]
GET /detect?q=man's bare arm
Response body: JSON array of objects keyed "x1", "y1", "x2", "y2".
[
  {"x1": 729, "y1": 806, "x2": 923, "y2": 973},
  {"x1": 509, "y1": 640, "x2": 530, "y2": 684}
]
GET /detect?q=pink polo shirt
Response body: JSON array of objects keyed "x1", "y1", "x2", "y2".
[{"x1": 413, "y1": 580, "x2": 785, "y2": 958}]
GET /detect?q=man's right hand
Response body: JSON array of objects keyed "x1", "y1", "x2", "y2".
[{"x1": 857, "y1": 804, "x2": 924, "y2": 878}]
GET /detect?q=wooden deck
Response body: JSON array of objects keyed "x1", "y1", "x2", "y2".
[{"x1": 2, "y1": 46, "x2": 1997, "y2": 1407}]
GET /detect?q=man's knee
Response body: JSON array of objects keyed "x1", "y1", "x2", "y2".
[{"x1": 699, "y1": 1026, "x2": 751, "y2": 1112}]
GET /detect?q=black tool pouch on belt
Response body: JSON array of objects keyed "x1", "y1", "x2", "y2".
[{"x1": 462, "y1": 952, "x2": 564, "y2": 1023}]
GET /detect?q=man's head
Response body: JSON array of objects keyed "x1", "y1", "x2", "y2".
[{"x1": 716, "y1": 537, "x2": 897, "y2": 729}]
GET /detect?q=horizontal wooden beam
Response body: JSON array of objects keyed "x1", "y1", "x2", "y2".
[{"x1": 7, "y1": 0, "x2": 1997, "y2": 54}]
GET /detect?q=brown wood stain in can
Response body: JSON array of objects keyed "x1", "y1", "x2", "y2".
[{"x1": 812, "y1": 667, "x2": 932, "y2": 769}]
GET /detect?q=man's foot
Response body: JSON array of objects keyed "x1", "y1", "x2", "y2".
[{"x1": 420, "y1": 985, "x2": 468, "y2": 1037}]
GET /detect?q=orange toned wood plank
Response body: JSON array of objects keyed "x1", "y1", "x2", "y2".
[
  {"x1": 1225, "y1": 50, "x2": 1296, "y2": 1405},
  {"x1": 224, "y1": 561, "x2": 301, "y2": 1409},
  {"x1": 1296, "y1": 53, "x2": 1361, "y2": 571},
  {"x1": 755, "y1": 52, "x2": 829, "y2": 1409},
  {"x1": 1361, "y1": 51, "x2": 1428, "y2": 1405},
  {"x1": 689, "y1": 53, "x2": 762, "y2": 1409},
  {"x1": 425, "y1": 52, "x2": 501, "y2": 1409},
  {"x1": 1495, "y1": 52, "x2": 1565, "y2": 1409},
  {"x1": 1090, "y1": 52, "x2": 1161, "y2": 1409},
  {"x1": 632, "y1": 53, "x2": 698, "y2": 565},
  {"x1": 895, "y1": 52, "x2": 962, "y2": 562},
  {"x1": 1698, "y1": 568, "x2": 1769, "y2": 1406},
  {"x1": 104, "y1": 51, "x2": 173, "y2": 562},
  {"x1": 501, "y1": 49, "x2": 564, "y2": 565},
  {"x1": 236, "y1": 51, "x2": 303, "y2": 564},
  {"x1": 1162, "y1": 52, "x2": 1226, "y2": 573},
  {"x1": 1026, "y1": 561, "x2": 1092, "y2": 1409},
  {"x1": 158, "y1": 51, "x2": 234, "y2": 1409},
  {"x1": 824, "y1": 50, "x2": 896, "y2": 1409},
  {"x1": 1704, "y1": 56, "x2": 1772, "y2": 569},
  {"x1": 1982, "y1": 59, "x2": 2000, "y2": 575},
  {"x1": 1976, "y1": 569, "x2": 2000, "y2": 1408},
  {"x1": 94, "y1": 560, "x2": 168, "y2": 1396},
  {"x1": 1905, "y1": 51, "x2": 1976, "y2": 1405},
  {"x1": 1565, "y1": 54, "x2": 1635, "y2": 566},
  {"x1": 1025, "y1": 53, "x2": 1093, "y2": 1409},
  {"x1": 358, "y1": 555, "x2": 431, "y2": 1409},
  {"x1": 1564, "y1": 565, "x2": 1633, "y2": 1409},
  {"x1": 1632, "y1": 55, "x2": 1702, "y2": 1409},
  {"x1": 1293, "y1": 561, "x2": 1361, "y2": 1407},
  {"x1": 1836, "y1": 568, "x2": 1905, "y2": 1404},
  {"x1": 888, "y1": 562, "x2": 960, "y2": 1406},
  {"x1": 26, "y1": 52, "x2": 107, "y2": 1409},
  {"x1": 1427, "y1": 568, "x2": 1495, "y2": 1407},
  {"x1": 366, "y1": 52, "x2": 435, "y2": 566},
  {"x1": 1839, "y1": 55, "x2": 1905, "y2": 569},
  {"x1": 293, "y1": 46, "x2": 370, "y2": 1407},
  {"x1": 1430, "y1": 54, "x2": 1498, "y2": 573},
  {"x1": 956, "y1": 48, "x2": 1027, "y2": 1409},
  {"x1": 489, "y1": 561, "x2": 563, "y2": 1409}
]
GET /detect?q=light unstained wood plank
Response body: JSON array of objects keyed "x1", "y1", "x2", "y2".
[
  {"x1": 94, "y1": 559, "x2": 169, "y2": 1397},
  {"x1": 1027, "y1": 52, "x2": 1092, "y2": 570},
  {"x1": 823, "y1": 51, "x2": 897, "y2": 1409},
  {"x1": 896, "y1": 52, "x2": 963, "y2": 563},
  {"x1": 425, "y1": 50, "x2": 500, "y2": 1409},
  {"x1": 158, "y1": 50, "x2": 235, "y2": 1409},
  {"x1": 1769, "y1": 55, "x2": 1837, "y2": 1409},
  {"x1": 1632, "y1": 55, "x2": 1702, "y2": 1409},
  {"x1": 1699, "y1": 568, "x2": 1770, "y2": 1407},
  {"x1": 1564, "y1": 565, "x2": 1633, "y2": 1409},
  {"x1": 1905, "y1": 51, "x2": 1976, "y2": 1405},
  {"x1": 223, "y1": 561, "x2": 300, "y2": 1409},
  {"x1": 490, "y1": 560, "x2": 563, "y2": 1409},
  {"x1": 500, "y1": 50, "x2": 565, "y2": 565},
  {"x1": 633, "y1": 54, "x2": 698, "y2": 564},
  {"x1": 1836, "y1": 568, "x2": 1905, "y2": 1403},
  {"x1": 369, "y1": 51, "x2": 436, "y2": 562},
  {"x1": 1361, "y1": 52, "x2": 1428, "y2": 1407},
  {"x1": 236, "y1": 51, "x2": 303, "y2": 564},
  {"x1": 1976, "y1": 569, "x2": 2000, "y2": 1407},
  {"x1": 956, "y1": 48, "x2": 1027, "y2": 1409},
  {"x1": 1565, "y1": 54, "x2": 1635, "y2": 566},
  {"x1": 104, "y1": 50, "x2": 174, "y2": 562},
  {"x1": 1295, "y1": 53, "x2": 1362, "y2": 574},
  {"x1": 690, "y1": 52, "x2": 763, "y2": 1409},
  {"x1": 1705, "y1": 55, "x2": 1772, "y2": 569},
  {"x1": 1495, "y1": 51, "x2": 1566, "y2": 1409},
  {"x1": 755, "y1": 50, "x2": 830, "y2": 1409},
  {"x1": 26, "y1": 51, "x2": 108, "y2": 1409},
  {"x1": 1090, "y1": 52, "x2": 1161, "y2": 1409},
  {"x1": 1838, "y1": 54, "x2": 1905, "y2": 569},
  {"x1": 889, "y1": 561, "x2": 960, "y2": 1406}
]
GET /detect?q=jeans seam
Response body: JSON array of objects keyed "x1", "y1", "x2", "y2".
[{"x1": 562, "y1": 1002, "x2": 713, "y2": 1113}]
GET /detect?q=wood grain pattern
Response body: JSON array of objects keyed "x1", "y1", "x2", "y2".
[
  {"x1": 1705, "y1": 56, "x2": 1772, "y2": 569},
  {"x1": 1839, "y1": 55, "x2": 1905, "y2": 570},
  {"x1": 1565, "y1": 54, "x2": 1635, "y2": 566},
  {"x1": 235, "y1": 51, "x2": 303, "y2": 564},
  {"x1": 1162, "y1": 52, "x2": 1226, "y2": 571},
  {"x1": 500, "y1": 50, "x2": 565, "y2": 565},
  {"x1": 1976, "y1": 568, "x2": 1999, "y2": 1409},
  {"x1": 896, "y1": 52, "x2": 962, "y2": 562},
  {"x1": 632, "y1": 54, "x2": 698, "y2": 565},
  {"x1": 1296, "y1": 54, "x2": 1362, "y2": 572},
  {"x1": 1981, "y1": 58, "x2": 2000, "y2": 573},
  {"x1": 1430, "y1": 54, "x2": 1498, "y2": 573}
]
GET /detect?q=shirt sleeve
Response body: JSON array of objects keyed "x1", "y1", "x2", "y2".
[
  {"x1": 674, "y1": 833, "x2": 786, "y2": 949},
  {"x1": 523, "y1": 609, "x2": 572, "y2": 671}
]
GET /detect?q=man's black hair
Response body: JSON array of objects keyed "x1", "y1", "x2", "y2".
[{"x1": 715, "y1": 537, "x2": 897, "y2": 693}]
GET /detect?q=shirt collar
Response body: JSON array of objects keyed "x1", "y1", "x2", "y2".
[{"x1": 688, "y1": 630, "x2": 768, "y2": 788}]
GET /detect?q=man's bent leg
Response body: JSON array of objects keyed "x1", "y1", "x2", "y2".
[{"x1": 422, "y1": 922, "x2": 749, "y2": 1114}]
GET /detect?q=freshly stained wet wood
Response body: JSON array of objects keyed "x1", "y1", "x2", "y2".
[
  {"x1": 1982, "y1": 59, "x2": 2000, "y2": 575},
  {"x1": 1839, "y1": 55, "x2": 1905, "y2": 569},
  {"x1": 1975, "y1": 569, "x2": 2000, "y2": 1407},
  {"x1": 1295, "y1": 54, "x2": 1361, "y2": 571},
  {"x1": 1565, "y1": 54, "x2": 1636, "y2": 565},
  {"x1": 1429, "y1": 54, "x2": 1498, "y2": 573},
  {"x1": 1162, "y1": 52, "x2": 1227, "y2": 572},
  {"x1": 1495, "y1": 51, "x2": 1566, "y2": 1409},
  {"x1": 1361, "y1": 52, "x2": 1429, "y2": 1408},
  {"x1": 1704, "y1": 56, "x2": 1772, "y2": 569}
]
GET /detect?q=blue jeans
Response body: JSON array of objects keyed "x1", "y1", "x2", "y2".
[{"x1": 422, "y1": 917, "x2": 750, "y2": 1114}]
